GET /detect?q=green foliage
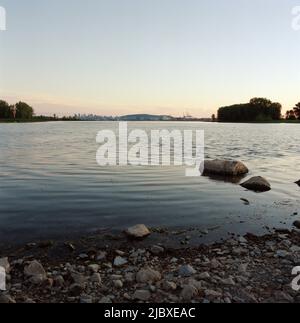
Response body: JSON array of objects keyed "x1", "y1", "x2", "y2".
[
  {"x1": 0, "y1": 100, "x2": 11, "y2": 119},
  {"x1": 218, "y1": 98, "x2": 282, "y2": 122},
  {"x1": 286, "y1": 110, "x2": 296, "y2": 120},
  {"x1": 15, "y1": 101, "x2": 34, "y2": 119},
  {"x1": 0, "y1": 100, "x2": 34, "y2": 120},
  {"x1": 293, "y1": 102, "x2": 300, "y2": 120}
]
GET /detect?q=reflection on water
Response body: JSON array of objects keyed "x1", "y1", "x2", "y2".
[{"x1": 0, "y1": 121, "x2": 299, "y2": 243}]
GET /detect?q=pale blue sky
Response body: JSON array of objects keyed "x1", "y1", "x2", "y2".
[{"x1": 0, "y1": 0, "x2": 300, "y2": 116}]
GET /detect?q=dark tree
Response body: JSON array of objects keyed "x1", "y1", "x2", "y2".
[
  {"x1": 15, "y1": 101, "x2": 34, "y2": 119},
  {"x1": 294, "y1": 102, "x2": 300, "y2": 120},
  {"x1": 0, "y1": 100, "x2": 11, "y2": 119}
]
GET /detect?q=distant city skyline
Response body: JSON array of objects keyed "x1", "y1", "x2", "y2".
[{"x1": 1, "y1": 0, "x2": 300, "y2": 117}]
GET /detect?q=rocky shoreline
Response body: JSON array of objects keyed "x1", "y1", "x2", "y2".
[{"x1": 1, "y1": 224, "x2": 300, "y2": 304}]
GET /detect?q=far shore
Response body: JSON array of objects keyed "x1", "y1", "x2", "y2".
[{"x1": 1, "y1": 119, "x2": 300, "y2": 124}]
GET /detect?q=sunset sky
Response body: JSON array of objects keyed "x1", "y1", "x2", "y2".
[{"x1": 0, "y1": 0, "x2": 300, "y2": 117}]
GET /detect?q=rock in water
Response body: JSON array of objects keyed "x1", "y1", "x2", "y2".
[
  {"x1": 240, "y1": 176, "x2": 271, "y2": 192},
  {"x1": 293, "y1": 221, "x2": 300, "y2": 229},
  {"x1": 125, "y1": 224, "x2": 151, "y2": 239},
  {"x1": 295, "y1": 180, "x2": 300, "y2": 187},
  {"x1": 203, "y1": 160, "x2": 249, "y2": 176}
]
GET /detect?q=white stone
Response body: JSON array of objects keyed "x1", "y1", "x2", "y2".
[{"x1": 125, "y1": 224, "x2": 151, "y2": 239}]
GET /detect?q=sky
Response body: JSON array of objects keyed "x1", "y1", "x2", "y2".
[{"x1": 0, "y1": 0, "x2": 300, "y2": 117}]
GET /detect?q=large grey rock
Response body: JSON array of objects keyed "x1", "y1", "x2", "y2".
[
  {"x1": 241, "y1": 176, "x2": 271, "y2": 192},
  {"x1": 125, "y1": 224, "x2": 151, "y2": 239},
  {"x1": 136, "y1": 268, "x2": 161, "y2": 283},
  {"x1": 203, "y1": 160, "x2": 249, "y2": 176}
]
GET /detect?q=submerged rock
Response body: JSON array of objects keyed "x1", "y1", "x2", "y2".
[
  {"x1": 240, "y1": 176, "x2": 271, "y2": 192},
  {"x1": 203, "y1": 160, "x2": 249, "y2": 176},
  {"x1": 125, "y1": 224, "x2": 151, "y2": 239},
  {"x1": 293, "y1": 221, "x2": 300, "y2": 230}
]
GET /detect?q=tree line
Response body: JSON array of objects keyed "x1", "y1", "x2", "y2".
[
  {"x1": 216, "y1": 98, "x2": 300, "y2": 122},
  {"x1": 0, "y1": 100, "x2": 34, "y2": 120},
  {"x1": 217, "y1": 98, "x2": 282, "y2": 122},
  {"x1": 0, "y1": 99, "x2": 78, "y2": 122}
]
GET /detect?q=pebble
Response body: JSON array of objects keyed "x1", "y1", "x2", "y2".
[
  {"x1": 136, "y1": 268, "x2": 161, "y2": 283},
  {"x1": 181, "y1": 285, "x2": 198, "y2": 301},
  {"x1": 88, "y1": 264, "x2": 99, "y2": 273},
  {"x1": 113, "y1": 280, "x2": 123, "y2": 288},
  {"x1": 150, "y1": 245, "x2": 165, "y2": 255},
  {"x1": 90, "y1": 273, "x2": 102, "y2": 284},
  {"x1": 178, "y1": 265, "x2": 196, "y2": 277},
  {"x1": 133, "y1": 290, "x2": 151, "y2": 301},
  {"x1": 113, "y1": 257, "x2": 128, "y2": 267}
]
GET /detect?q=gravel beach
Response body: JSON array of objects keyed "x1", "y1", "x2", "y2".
[{"x1": 1, "y1": 226, "x2": 300, "y2": 304}]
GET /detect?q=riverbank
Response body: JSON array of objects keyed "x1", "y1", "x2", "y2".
[
  {"x1": 0, "y1": 118, "x2": 78, "y2": 123},
  {"x1": 1, "y1": 226, "x2": 300, "y2": 303}
]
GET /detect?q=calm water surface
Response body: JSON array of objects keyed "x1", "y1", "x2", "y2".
[{"x1": 0, "y1": 121, "x2": 299, "y2": 243}]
